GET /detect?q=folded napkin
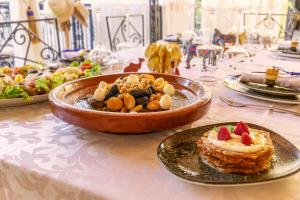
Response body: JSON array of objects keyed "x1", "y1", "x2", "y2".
[
  {"x1": 240, "y1": 72, "x2": 300, "y2": 91},
  {"x1": 277, "y1": 40, "x2": 292, "y2": 49}
]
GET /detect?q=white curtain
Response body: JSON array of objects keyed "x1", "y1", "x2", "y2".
[
  {"x1": 201, "y1": 0, "x2": 289, "y2": 38},
  {"x1": 162, "y1": 0, "x2": 195, "y2": 37},
  {"x1": 92, "y1": 0, "x2": 150, "y2": 48}
]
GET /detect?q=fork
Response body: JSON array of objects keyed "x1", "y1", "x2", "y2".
[{"x1": 219, "y1": 96, "x2": 300, "y2": 116}]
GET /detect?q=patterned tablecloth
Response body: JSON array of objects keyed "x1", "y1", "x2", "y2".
[{"x1": 0, "y1": 48, "x2": 300, "y2": 200}]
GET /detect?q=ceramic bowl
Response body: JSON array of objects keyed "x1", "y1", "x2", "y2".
[{"x1": 49, "y1": 73, "x2": 212, "y2": 134}]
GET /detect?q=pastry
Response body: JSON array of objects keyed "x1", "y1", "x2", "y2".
[{"x1": 197, "y1": 122, "x2": 274, "y2": 174}]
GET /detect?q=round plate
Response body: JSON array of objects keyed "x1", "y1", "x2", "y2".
[
  {"x1": 157, "y1": 122, "x2": 300, "y2": 186},
  {"x1": 224, "y1": 75, "x2": 300, "y2": 104},
  {"x1": 49, "y1": 73, "x2": 212, "y2": 134},
  {"x1": 238, "y1": 77, "x2": 300, "y2": 97},
  {"x1": 277, "y1": 51, "x2": 300, "y2": 59},
  {"x1": 0, "y1": 94, "x2": 48, "y2": 108}
]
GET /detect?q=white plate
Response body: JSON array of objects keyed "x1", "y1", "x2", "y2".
[
  {"x1": 224, "y1": 75, "x2": 300, "y2": 105},
  {"x1": 0, "y1": 94, "x2": 48, "y2": 107},
  {"x1": 277, "y1": 52, "x2": 300, "y2": 59}
]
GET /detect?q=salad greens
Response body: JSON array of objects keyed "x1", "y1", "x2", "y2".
[
  {"x1": 84, "y1": 63, "x2": 101, "y2": 78},
  {"x1": 51, "y1": 73, "x2": 64, "y2": 88},
  {"x1": 70, "y1": 61, "x2": 80, "y2": 67},
  {"x1": 35, "y1": 78, "x2": 51, "y2": 94},
  {"x1": 0, "y1": 59, "x2": 102, "y2": 102},
  {"x1": 0, "y1": 86, "x2": 31, "y2": 101}
]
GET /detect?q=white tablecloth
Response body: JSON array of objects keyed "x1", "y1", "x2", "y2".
[{"x1": 0, "y1": 48, "x2": 299, "y2": 200}]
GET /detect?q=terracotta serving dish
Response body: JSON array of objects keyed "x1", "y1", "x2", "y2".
[{"x1": 49, "y1": 73, "x2": 212, "y2": 134}]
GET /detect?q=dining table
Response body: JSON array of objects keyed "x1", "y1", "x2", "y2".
[{"x1": 0, "y1": 46, "x2": 299, "y2": 200}]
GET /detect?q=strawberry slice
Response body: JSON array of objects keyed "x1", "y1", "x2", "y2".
[
  {"x1": 241, "y1": 132, "x2": 252, "y2": 146},
  {"x1": 234, "y1": 121, "x2": 249, "y2": 135},
  {"x1": 217, "y1": 127, "x2": 231, "y2": 141}
]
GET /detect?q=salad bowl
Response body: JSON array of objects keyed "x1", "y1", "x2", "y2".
[{"x1": 49, "y1": 73, "x2": 212, "y2": 134}]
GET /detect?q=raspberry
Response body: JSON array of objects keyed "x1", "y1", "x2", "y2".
[
  {"x1": 217, "y1": 127, "x2": 231, "y2": 141},
  {"x1": 241, "y1": 132, "x2": 252, "y2": 146},
  {"x1": 234, "y1": 121, "x2": 249, "y2": 135}
]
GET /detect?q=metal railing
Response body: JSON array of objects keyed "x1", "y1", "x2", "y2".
[
  {"x1": 106, "y1": 14, "x2": 145, "y2": 51},
  {"x1": 0, "y1": 18, "x2": 61, "y2": 66},
  {"x1": 38, "y1": 2, "x2": 95, "y2": 50}
]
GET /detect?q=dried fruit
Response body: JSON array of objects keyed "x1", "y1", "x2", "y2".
[
  {"x1": 135, "y1": 96, "x2": 149, "y2": 106},
  {"x1": 149, "y1": 94, "x2": 156, "y2": 101},
  {"x1": 234, "y1": 121, "x2": 249, "y2": 135},
  {"x1": 130, "y1": 105, "x2": 143, "y2": 112},
  {"x1": 149, "y1": 85, "x2": 155, "y2": 94},
  {"x1": 146, "y1": 100, "x2": 160, "y2": 111},
  {"x1": 155, "y1": 93, "x2": 163, "y2": 100},
  {"x1": 89, "y1": 98, "x2": 105, "y2": 109},
  {"x1": 106, "y1": 97, "x2": 123, "y2": 111},
  {"x1": 121, "y1": 107, "x2": 128, "y2": 113},
  {"x1": 104, "y1": 85, "x2": 119, "y2": 100},
  {"x1": 159, "y1": 94, "x2": 172, "y2": 109},
  {"x1": 217, "y1": 127, "x2": 231, "y2": 141},
  {"x1": 124, "y1": 93, "x2": 136, "y2": 110},
  {"x1": 130, "y1": 89, "x2": 150, "y2": 99},
  {"x1": 241, "y1": 132, "x2": 252, "y2": 146}
]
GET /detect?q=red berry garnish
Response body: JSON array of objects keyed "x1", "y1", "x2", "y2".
[
  {"x1": 241, "y1": 132, "x2": 252, "y2": 146},
  {"x1": 234, "y1": 121, "x2": 249, "y2": 135},
  {"x1": 218, "y1": 127, "x2": 231, "y2": 141}
]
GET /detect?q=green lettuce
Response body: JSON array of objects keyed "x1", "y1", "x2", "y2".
[
  {"x1": 0, "y1": 86, "x2": 31, "y2": 101},
  {"x1": 35, "y1": 78, "x2": 50, "y2": 94},
  {"x1": 70, "y1": 61, "x2": 80, "y2": 67},
  {"x1": 84, "y1": 63, "x2": 101, "y2": 78},
  {"x1": 51, "y1": 73, "x2": 64, "y2": 88}
]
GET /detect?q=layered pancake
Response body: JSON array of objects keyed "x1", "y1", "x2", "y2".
[{"x1": 197, "y1": 122, "x2": 274, "y2": 174}]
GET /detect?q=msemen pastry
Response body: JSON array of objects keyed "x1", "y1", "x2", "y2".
[{"x1": 197, "y1": 122, "x2": 274, "y2": 174}]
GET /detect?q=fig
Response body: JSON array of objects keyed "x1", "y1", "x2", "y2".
[
  {"x1": 130, "y1": 89, "x2": 150, "y2": 99},
  {"x1": 88, "y1": 98, "x2": 105, "y2": 109},
  {"x1": 104, "y1": 84, "x2": 119, "y2": 100},
  {"x1": 135, "y1": 96, "x2": 149, "y2": 107},
  {"x1": 149, "y1": 85, "x2": 156, "y2": 94}
]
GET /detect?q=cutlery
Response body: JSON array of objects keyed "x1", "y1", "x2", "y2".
[{"x1": 219, "y1": 96, "x2": 300, "y2": 116}]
